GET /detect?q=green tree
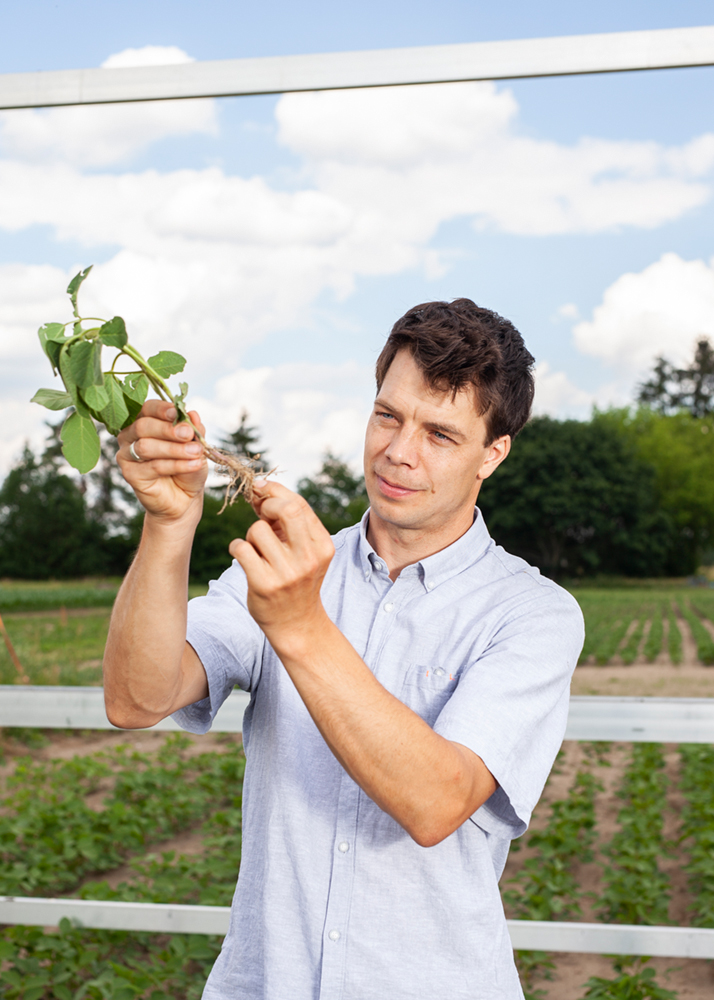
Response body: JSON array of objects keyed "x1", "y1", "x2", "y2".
[
  {"x1": 599, "y1": 407, "x2": 714, "y2": 569},
  {"x1": 637, "y1": 337, "x2": 714, "y2": 417},
  {"x1": 478, "y1": 416, "x2": 679, "y2": 579},
  {"x1": 190, "y1": 494, "x2": 258, "y2": 584},
  {"x1": 217, "y1": 410, "x2": 270, "y2": 474},
  {"x1": 298, "y1": 453, "x2": 369, "y2": 535},
  {"x1": 0, "y1": 446, "x2": 111, "y2": 579}
]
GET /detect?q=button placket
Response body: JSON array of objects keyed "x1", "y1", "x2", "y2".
[{"x1": 317, "y1": 779, "x2": 359, "y2": 1000}]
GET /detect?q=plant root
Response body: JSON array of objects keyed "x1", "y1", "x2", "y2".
[{"x1": 203, "y1": 445, "x2": 276, "y2": 513}]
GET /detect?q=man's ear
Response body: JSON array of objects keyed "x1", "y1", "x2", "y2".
[{"x1": 477, "y1": 435, "x2": 511, "y2": 481}]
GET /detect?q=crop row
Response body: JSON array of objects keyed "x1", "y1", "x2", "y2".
[
  {"x1": 5, "y1": 736, "x2": 714, "y2": 998},
  {"x1": 503, "y1": 741, "x2": 714, "y2": 998},
  {"x1": 576, "y1": 590, "x2": 714, "y2": 665},
  {"x1": 0, "y1": 734, "x2": 244, "y2": 999}
]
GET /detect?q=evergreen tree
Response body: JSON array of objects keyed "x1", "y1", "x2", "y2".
[
  {"x1": 0, "y1": 446, "x2": 110, "y2": 579},
  {"x1": 637, "y1": 337, "x2": 714, "y2": 417},
  {"x1": 218, "y1": 410, "x2": 270, "y2": 473},
  {"x1": 298, "y1": 453, "x2": 369, "y2": 535}
]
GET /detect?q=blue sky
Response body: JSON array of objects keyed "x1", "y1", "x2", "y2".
[{"x1": 1, "y1": 1, "x2": 714, "y2": 483}]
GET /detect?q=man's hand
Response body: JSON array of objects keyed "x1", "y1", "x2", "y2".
[
  {"x1": 117, "y1": 400, "x2": 208, "y2": 526},
  {"x1": 229, "y1": 482, "x2": 335, "y2": 641},
  {"x1": 229, "y1": 481, "x2": 495, "y2": 847}
]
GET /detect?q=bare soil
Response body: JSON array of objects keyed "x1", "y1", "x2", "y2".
[{"x1": 572, "y1": 663, "x2": 714, "y2": 697}]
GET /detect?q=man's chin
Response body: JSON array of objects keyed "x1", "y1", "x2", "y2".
[{"x1": 368, "y1": 493, "x2": 427, "y2": 530}]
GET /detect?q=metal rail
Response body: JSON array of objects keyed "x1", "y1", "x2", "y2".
[
  {"x1": 2, "y1": 689, "x2": 713, "y2": 949},
  {"x1": 2, "y1": 897, "x2": 713, "y2": 958},
  {"x1": 1, "y1": 25, "x2": 713, "y2": 110},
  {"x1": 2, "y1": 687, "x2": 714, "y2": 742}
]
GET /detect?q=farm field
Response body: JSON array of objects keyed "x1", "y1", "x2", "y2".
[{"x1": 2, "y1": 579, "x2": 714, "y2": 998}]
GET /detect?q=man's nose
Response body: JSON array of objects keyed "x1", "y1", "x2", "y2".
[{"x1": 385, "y1": 427, "x2": 419, "y2": 466}]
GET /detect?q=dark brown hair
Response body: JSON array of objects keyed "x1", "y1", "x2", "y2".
[{"x1": 375, "y1": 298, "x2": 535, "y2": 443}]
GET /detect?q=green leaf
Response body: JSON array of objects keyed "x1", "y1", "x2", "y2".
[
  {"x1": 123, "y1": 372, "x2": 149, "y2": 404},
  {"x1": 122, "y1": 394, "x2": 143, "y2": 428},
  {"x1": 69, "y1": 340, "x2": 103, "y2": 388},
  {"x1": 61, "y1": 411, "x2": 101, "y2": 473},
  {"x1": 58, "y1": 348, "x2": 89, "y2": 417},
  {"x1": 98, "y1": 374, "x2": 130, "y2": 435},
  {"x1": 147, "y1": 350, "x2": 186, "y2": 378},
  {"x1": 38, "y1": 323, "x2": 68, "y2": 372},
  {"x1": 99, "y1": 315, "x2": 127, "y2": 348},
  {"x1": 84, "y1": 382, "x2": 110, "y2": 411},
  {"x1": 31, "y1": 388, "x2": 74, "y2": 410},
  {"x1": 67, "y1": 265, "x2": 93, "y2": 313}
]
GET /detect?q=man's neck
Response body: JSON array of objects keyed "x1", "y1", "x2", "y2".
[{"x1": 366, "y1": 506, "x2": 478, "y2": 581}]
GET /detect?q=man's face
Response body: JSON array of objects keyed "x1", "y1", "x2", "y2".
[{"x1": 363, "y1": 349, "x2": 509, "y2": 534}]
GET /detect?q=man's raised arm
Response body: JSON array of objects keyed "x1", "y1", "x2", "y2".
[{"x1": 103, "y1": 400, "x2": 210, "y2": 729}]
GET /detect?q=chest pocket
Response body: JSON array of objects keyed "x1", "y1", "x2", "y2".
[{"x1": 400, "y1": 663, "x2": 459, "y2": 727}]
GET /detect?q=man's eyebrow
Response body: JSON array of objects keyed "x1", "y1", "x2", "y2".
[
  {"x1": 373, "y1": 398, "x2": 465, "y2": 441},
  {"x1": 426, "y1": 420, "x2": 465, "y2": 441}
]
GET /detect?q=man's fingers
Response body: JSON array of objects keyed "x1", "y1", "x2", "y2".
[
  {"x1": 255, "y1": 492, "x2": 331, "y2": 553},
  {"x1": 244, "y1": 519, "x2": 293, "y2": 568},
  {"x1": 230, "y1": 537, "x2": 267, "y2": 580},
  {"x1": 120, "y1": 437, "x2": 203, "y2": 464},
  {"x1": 120, "y1": 458, "x2": 205, "y2": 480}
]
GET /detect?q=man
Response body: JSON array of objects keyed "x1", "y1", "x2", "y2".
[{"x1": 105, "y1": 298, "x2": 584, "y2": 1000}]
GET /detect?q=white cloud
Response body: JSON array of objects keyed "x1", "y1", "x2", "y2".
[
  {"x1": 101, "y1": 46, "x2": 195, "y2": 69},
  {"x1": 573, "y1": 252, "x2": 714, "y2": 372},
  {"x1": 3, "y1": 66, "x2": 714, "y2": 478},
  {"x1": 0, "y1": 46, "x2": 216, "y2": 168},
  {"x1": 556, "y1": 303, "x2": 580, "y2": 321},
  {"x1": 277, "y1": 83, "x2": 714, "y2": 238},
  {"x1": 189, "y1": 361, "x2": 374, "y2": 488},
  {"x1": 532, "y1": 362, "x2": 596, "y2": 420}
]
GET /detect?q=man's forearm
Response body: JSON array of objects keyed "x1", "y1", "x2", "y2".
[
  {"x1": 269, "y1": 614, "x2": 496, "y2": 847},
  {"x1": 103, "y1": 513, "x2": 206, "y2": 728}
]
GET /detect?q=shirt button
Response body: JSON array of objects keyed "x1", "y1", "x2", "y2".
[
  {"x1": 384, "y1": 602, "x2": 394, "y2": 613},
  {"x1": 434, "y1": 668, "x2": 445, "y2": 677},
  {"x1": 328, "y1": 929, "x2": 341, "y2": 942},
  {"x1": 426, "y1": 580, "x2": 435, "y2": 591},
  {"x1": 338, "y1": 841, "x2": 350, "y2": 853},
  {"x1": 374, "y1": 562, "x2": 383, "y2": 572}
]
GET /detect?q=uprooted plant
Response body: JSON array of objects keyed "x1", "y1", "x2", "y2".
[{"x1": 31, "y1": 266, "x2": 265, "y2": 510}]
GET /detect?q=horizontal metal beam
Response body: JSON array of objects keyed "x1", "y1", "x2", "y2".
[
  {"x1": 507, "y1": 919, "x2": 714, "y2": 960},
  {"x1": 2, "y1": 688, "x2": 714, "y2": 742},
  {"x1": 1, "y1": 25, "x2": 713, "y2": 110},
  {"x1": 564, "y1": 695, "x2": 714, "y2": 743},
  {"x1": 0, "y1": 896, "x2": 231, "y2": 935},
  {"x1": 2, "y1": 897, "x2": 713, "y2": 957},
  {"x1": 0, "y1": 684, "x2": 249, "y2": 732}
]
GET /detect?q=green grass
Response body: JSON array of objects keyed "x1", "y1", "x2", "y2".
[
  {"x1": 0, "y1": 582, "x2": 210, "y2": 686},
  {"x1": 0, "y1": 578, "x2": 209, "y2": 613},
  {"x1": 0, "y1": 611, "x2": 111, "y2": 686}
]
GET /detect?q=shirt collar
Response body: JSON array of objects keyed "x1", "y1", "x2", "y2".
[{"x1": 357, "y1": 507, "x2": 492, "y2": 592}]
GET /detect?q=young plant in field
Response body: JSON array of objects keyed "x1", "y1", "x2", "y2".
[
  {"x1": 678, "y1": 743, "x2": 714, "y2": 927},
  {"x1": 31, "y1": 266, "x2": 263, "y2": 508},
  {"x1": 580, "y1": 957, "x2": 677, "y2": 1000},
  {"x1": 598, "y1": 743, "x2": 671, "y2": 926}
]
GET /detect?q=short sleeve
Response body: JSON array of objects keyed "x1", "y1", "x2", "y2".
[
  {"x1": 433, "y1": 585, "x2": 584, "y2": 839},
  {"x1": 171, "y1": 561, "x2": 265, "y2": 735}
]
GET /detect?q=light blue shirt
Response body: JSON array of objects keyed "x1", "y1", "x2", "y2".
[{"x1": 174, "y1": 509, "x2": 584, "y2": 1000}]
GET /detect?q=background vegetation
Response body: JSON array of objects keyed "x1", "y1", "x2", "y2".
[{"x1": 1, "y1": 340, "x2": 713, "y2": 585}]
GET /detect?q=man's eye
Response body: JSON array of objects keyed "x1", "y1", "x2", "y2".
[{"x1": 433, "y1": 431, "x2": 451, "y2": 442}]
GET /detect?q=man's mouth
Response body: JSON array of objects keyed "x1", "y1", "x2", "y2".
[{"x1": 375, "y1": 474, "x2": 420, "y2": 499}]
